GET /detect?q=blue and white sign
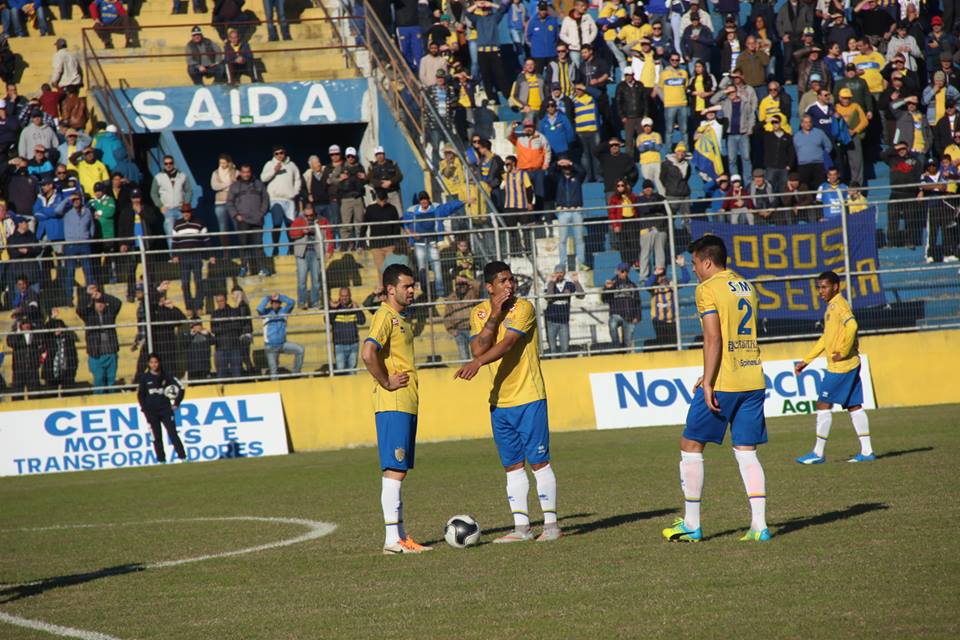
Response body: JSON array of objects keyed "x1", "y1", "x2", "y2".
[
  {"x1": 112, "y1": 79, "x2": 370, "y2": 132},
  {"x1": 590, "y1": 356, "x2": 876, "y2": 429},
  {"x1": 0, "y1": 392, "x2": 289, "y2": 476}
]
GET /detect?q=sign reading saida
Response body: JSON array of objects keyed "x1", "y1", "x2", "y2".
[
  {"x1": 591, "y1": 357, "x2": 876, "y2": 429},
  {"x1": 689, "y1": 217, "x2": 884, "y2": 320},
  {"x1": 0, "y1": 393, "x2": 289, "y2": 476},
  {"x1": 114, "y1": 79, "x2": 369, "y2": 133}
]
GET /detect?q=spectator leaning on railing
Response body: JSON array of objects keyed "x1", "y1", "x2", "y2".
[
  {"x1": 171, "y1": 203, "x2": 214, "y2": 315},
  {"x1": 226, "y1": 163, "x2": 269, "y2": 277},
  {"x1": 209, "y1": 292, "x2": 243, "y2": 378},
  {"x1": 289, "y1": 203, "x2": 333, "y2": 310},
  {"x1": 544, "y1": 264, "x2": 585, "y2": 355},
  {"x1": 329, "y1": 287, "x2": 365, "y2": 373},
  {"x1": 602, "y1": 262, "x2": 642, "y2": 352},
  {"x1": 257, "y1": 292, "x2": 303, "y2": 379},
  {"x1": 6, "y1": 317, "x2": 43, "y2": 398}
]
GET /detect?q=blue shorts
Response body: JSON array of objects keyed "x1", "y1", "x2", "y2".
[
  {"x1": 490, "y1": 399, "x2": 550, "y2": 467},
  {"x1": 683, "y1": 388, "x2": 767, "y2": 447},
  {"x1": 818, "y1": 366, "x2": 864, "y2": 409},
  {"x1": 375, "y1": 411, "x2": 417, "y2": 471}
]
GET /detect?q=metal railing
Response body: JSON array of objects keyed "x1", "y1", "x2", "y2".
[
  {"x1": 1, "y1": 184, "x2": 957, "y2": 401},
  {"x1": 81, "y1": 28, "x2": 137, "y2": 158}
]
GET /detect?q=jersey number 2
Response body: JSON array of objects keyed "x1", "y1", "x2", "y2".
[{"x1": 737, "y1": 299, "x2": 753, "y2": 336}]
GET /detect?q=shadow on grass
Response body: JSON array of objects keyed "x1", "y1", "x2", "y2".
[
  {"x1": 875, "y1": 447, "x2": 934, "y2": 460},
  {"x1": 703, "y1": 502, "x2": 890, "y2": 541},
  {"x1": 565, "y1": 508, "x2": 678, "y2": 537},
  {"x1": 0, "y1": 564, "x2": 145, "y2": 604}
]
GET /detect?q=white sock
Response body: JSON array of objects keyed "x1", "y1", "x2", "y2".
[
  {"x1": 814, "y1": 409, "x2": 832, "y2": 457},
  {"x1": 850, "y1": 409, "x2": 873, "y2": 455},
  {"x1": 533, "y1": 464, "x2": 558, "y2": 526},
  {"x1": 679, "y1": 451, "x2": 704, "y2": 530},
  {"x1": 734, "y1": 449, "x2": 767, "y2": 532},
  {"x1": 505, "y1": 468, "x2": 530, "y2": 529},
  {"x1": 381, "y1": 477, "x2": 403, "y2": 546}
]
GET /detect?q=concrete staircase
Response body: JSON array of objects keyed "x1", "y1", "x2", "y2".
[{"x1": 10, "y1": 2, "x2": 359, "y2": 93}]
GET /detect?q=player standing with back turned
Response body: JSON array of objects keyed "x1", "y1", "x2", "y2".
[
  {"x1": 454, "y1": 261, "x2": 561, "y2": 543},
  {"x1": 662, "y1": 236, "x2": 771, "y2": 543},
  {"x1": 361, "y1": 264, "x2": 432, "y2": 555},
  {"x1": 795, "y1": 270, "x2": 875, "y2": 464}
]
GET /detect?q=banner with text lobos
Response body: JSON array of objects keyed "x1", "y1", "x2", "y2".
[
  {"x1": 0, "y1": 393, "x2": 288, "y2": 476},
  {"x1": 591, "y1": 356, "x2": 876, "y2": 429},
  {"x1": 689, "y1": 216, "x2": 884, "y2": 320}
]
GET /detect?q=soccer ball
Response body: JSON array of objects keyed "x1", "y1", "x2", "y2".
[
  {"x1": 444, "y1": 515, "x2": 481, "y2": 548},
  {"x1": 163, "y1": 380, "x2": 182, "y2": 401}
]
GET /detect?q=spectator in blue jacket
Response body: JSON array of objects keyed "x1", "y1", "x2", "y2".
[
  {"x1": 467, "y1": 0, "x2": 511, "y2": 105},
  {"x1": 538, "y1": 98, "x2": 576, "y2": 156},
  {"x1": 58, "y1": 192, "x2": 96, "y2": 301},
  {"x1": 526, "y1": 1, "x2": 559, "y2": 71},
  {"x1": 793, "y1": 114, "x2": 833, "y2": 190},
  {"x1": 256, "y1": 292, "x2": 303, "y2": 379},
  {"x1": 402, "y1": 191, "x2": 464, "y2": 297}
]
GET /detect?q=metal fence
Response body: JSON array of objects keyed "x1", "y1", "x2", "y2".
[{"x1": 1, "y1": 183, "x2": 958, "y2": 401}]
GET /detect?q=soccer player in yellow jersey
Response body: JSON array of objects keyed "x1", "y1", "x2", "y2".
[
  {"x1": 663, "y1": 236, "x2": 771, "y2": 543},
  {"x1": 454, "y1": 261, "x2": 559, "y2": 543},
  {"x1": 795, "y1": 271, "x2": 875, "y2": 464},
  {"x1": 361, "y1": 264, "x2": 432, "y2": 555}
]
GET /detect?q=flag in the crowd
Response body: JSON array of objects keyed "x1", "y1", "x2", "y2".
[{"x1": 693, "y1": 125, "x2": 724, "y2": 180}]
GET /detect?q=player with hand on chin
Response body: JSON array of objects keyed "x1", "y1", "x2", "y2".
[
  {"x1": 795, "y1": 270, "x2": 875, "y2": 465},
  {"x1": 454, "y1": 261, "x2": 560, "y2": 543},
  {"x1": 361, "y1": 264, "x2": 432, "y2": 555},
  {"x1": 137, "y1": 353, "x2": 187, "y2": 464},
  {"x1": 662, "y1": 236, "x2": 771, "y2": 543}
]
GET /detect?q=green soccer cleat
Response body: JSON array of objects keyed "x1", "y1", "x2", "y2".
[
  {"x1": 662, "y1": 518, "x2": 702, "y2": 542},
  {"x1": 739, "y1": 528, "x2": 772, "y2": 542}
]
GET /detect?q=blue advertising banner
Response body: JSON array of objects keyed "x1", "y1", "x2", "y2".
[
  {"x1": 689, "y1": 216, "x2": 884, "y2": 320},
  {"x1": 111, "y1": 79, "x2": 370, "y2": 133}
]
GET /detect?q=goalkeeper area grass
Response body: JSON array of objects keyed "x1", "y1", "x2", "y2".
[{"x1": 1, "y1": 404, "x2": 957, "y2": 639}]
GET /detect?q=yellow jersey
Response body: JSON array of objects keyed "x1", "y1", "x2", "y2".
[
  {"x1": 695, "y1": 269, "x2": 764, "y2": 392},
  {"x1": 598, "y1": 2, "x2": 627, "y2": 42},
  {"x1": 803, "y1": 293, "x2": 860, "y2": 373},
  {"x1": 636, "y1": 131, "x2": 662, "y2": 165},
  {"x1": 366, "y1": 303, "x2": 418, "y2": 414},
  {"x1": 658, "y1": 67, "x2": 689, "y2": 107},
  {"x1": 853, "y1": 52, "x2": 886, "y2": 94},
  {"x1": 758, "y1": 95, "x2": 793, "y2": 133},
  {"x1": 470, "y1": 298, "x2": 546, "y2": 408}
]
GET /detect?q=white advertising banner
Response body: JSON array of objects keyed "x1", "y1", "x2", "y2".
[
  {"x1": 0, "y1": 393, "x2": 289, "y2": 476},
  {"x1": 591, "y1": 356, "x2": 876, "y2": 430}
]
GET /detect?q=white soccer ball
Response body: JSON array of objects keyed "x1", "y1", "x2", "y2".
[
  {"x1": 163, "y1": 383, "x2": 181, "y2": 401},
  {"x1": 444, "y1": 514, "x2": 481, "y2": 549}
]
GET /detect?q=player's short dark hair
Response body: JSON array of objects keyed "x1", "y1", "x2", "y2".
[
  {"x1": 383, "y1": 264, "x2": 415, "y2": 288},
  {"x1": 688, "y1": 235, "x2": 727, "y2": 267},
  {"x1": 817, "y1": 270, "x2": 841, "y2": 285},
  {"x1": 483, "y1": 261, "x2": 512, "y2": 284}
]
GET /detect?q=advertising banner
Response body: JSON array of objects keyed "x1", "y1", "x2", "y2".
[
  {"x1": 0, "y1": 393, "x2": 289, "y2": 476},
  {"x1": 591, "y1": 356, "x2": 876, "y2": 429},
  {"x1": 689, "y1": 217, "x2": 884, "y2": 320}
]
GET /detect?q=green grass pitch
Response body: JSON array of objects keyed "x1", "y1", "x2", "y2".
[{"x1": 1, "y1": 404, "x2": 957, "y2": 639}]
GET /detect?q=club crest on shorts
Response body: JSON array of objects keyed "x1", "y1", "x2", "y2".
[{"x1": 394, "y1": 447, "x2": 405, "y2": 462}]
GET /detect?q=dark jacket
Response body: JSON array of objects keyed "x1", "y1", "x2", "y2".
[
  {"x1": 137, "y1": 369, "x2": 184, "y2": 415},
  {"x1": 77, "y1": 293, "x2": 122, "y2": 356},
  {"x1": 211, "y1": 304, "x2": 243, "y2": 348},
  {"x1": 329, "y1": 303, "x2": 365, "y2": 345},
  {"x1": 551, "y1": 163, "x2": 586, "y2": 207},
  {"x1": 226, "y1": 177, "x2": 270, "y2": 226},
  {"x1": 615, "y1": 80, "x2": 646, "y2": 119},
  {"x1": 335, "y1": 162, "x2": 367, "y2": 199},
  {"x1": 364, "y1": 201, "x2": 401, "y2": 249},
  {"x1": 635, "y1": 192, "x2": 668, "y2": 233},
  {"x1": 762, "y1": 130, "x2": 797, "y2": 171},
  {"x1": 933, "y1": 113, "x2": 960, "y2": 158},
  {"x1": 601, "y1": 276, "x2": 642, "y2": 321},
  {"x1": 594, "y1": 141, "x2": 638, "y2": 192},
  {"x1": 6, "y1": 228, "x2": 41, "y2": 261},
  {"x1": 367, "y1": 159, "x2": 403, "y2": 195},
  {"x1": 883, "y1": 148, "x2": 923, "y2": 194},
  {"x1": 6, "y1": 331, "x2": 43, "y2": 387},
  {"x1": 41, "y1": 320, "x2": 79, "y2": 385},
  {"x1": 660, "y1": 155, "x2": 691, "y2": 198}
]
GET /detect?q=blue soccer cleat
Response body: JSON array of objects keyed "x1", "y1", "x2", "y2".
[
  {"x1": 848, "y1": 453, "x2": 876, "y2": 463},
  {"x1": 662, "y1": 518, "x2": 702, "y2": 542},
  {"x1": 739, "y1": 528, "x2": 772, "y2": 542},
  {"x1": 795, "y1": 452, "x2": 826, "y2": 465}
]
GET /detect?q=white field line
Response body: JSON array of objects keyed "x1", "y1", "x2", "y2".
[{"x1": 0, "y1": 517, "x2": 338, "y2": 639}]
